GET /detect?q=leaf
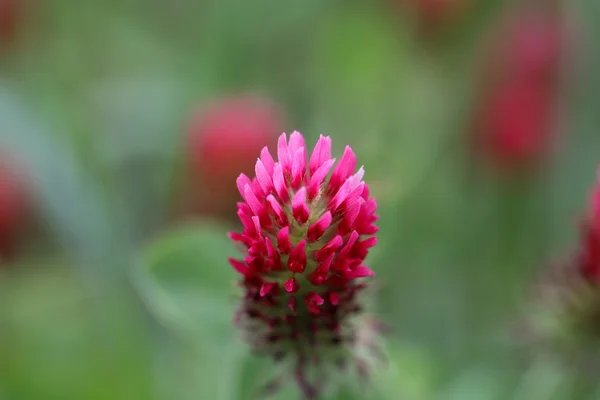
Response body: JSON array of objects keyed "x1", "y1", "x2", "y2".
[
  {"x1": 438, "y1": 367, "x2": 505, "y2": 400},
  {"x1": 134, "y1": 221, "x2": 249, "y2": 399},
  {"x1": 133, "y1": 221, "x2": 238, "y2": 343},
  {"x1": 369, "y1": 341, "x2": 438, "y2": 400},
  {"x1": 152, "y1": 333, "x2": 246, "y2": 400},
  {"x1": 0, "y1": 265, "x2": 153, "y2": 399},
  {"x1": 510, "y1": 356, "x2": 568, "y2": 400}
]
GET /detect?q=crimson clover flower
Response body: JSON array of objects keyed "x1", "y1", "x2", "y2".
[
  {"x1": 228, "y1": 132, "x2": 383, "y2": 398},
  {"x1": 578, "y1": 173, "x2": 600, "y2": 284},
  {"x1": 524, "y1": 169, "x2": 600, "y2": 373}
]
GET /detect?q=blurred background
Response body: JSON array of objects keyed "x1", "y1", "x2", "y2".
[{"x1": 1, "y1": 0, "x2": 600, "y2": 399}]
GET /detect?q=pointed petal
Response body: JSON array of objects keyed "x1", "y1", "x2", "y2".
[
  {"x1": 308, "y1": 252, "x2": 334, "y2": 285},
  {"x1": 277, "y1": 226, "x2": 292, "y2": 254},
  {"x1": 267, "y1": 194, "x2": 287, "y2": 226},
  {"x1": 272, "y1": 163, "x2": 288, "y2": 202},
  {"x1": 329, "y1": 168, "x2": 365, "y2": 211},
  {"x1": 308, "y1": 158, "x2": 335, "y2": 199},
  {"x1": 352, "y1": 236, "x2": 378, "y2": 259},
  {"x1": 255, "y1": 159, "x2": 274, "y2": 194},
  {"x1": 339, "y1": 230, "x2": 360, "y2": 259},
  {"x1": 277, "y1": 133, "x2": 292, "y2": 172},
  {"x1": 228, "y1": 232, "x2": 253, "y2": 248},
  {"x1": 311, "y1": 293, "x2": 324, "y2": 306},
  {"x1": 284, "y1": 278, "x2": 299, "y2": 293},
  {"x1": 265, "y1": 238, "x2": 282, "y2": 270},
  {"x1": 362, "y1": 197, "x2": 377, "y2": 215},
  {"x1": 291, "y1": 147, "x2": 307, "y2": 189},
  {"x1": 356, "y1": 197, "x2": 379, "y2": 235},
  {"x1": 309, "y1": 135, "x2": 332, "y2": 174},
  {"x1": 228, "y1": 258, "x2": 249, "y2": 275},
  {"x1": 346, "y1": 266, "x2": 375, "y2": 279},
  {"x1": 361, "y1": 184, "x2": 370, "y2": 200},
  {"x1": 228, "y1": 231, "x2": 243, "y2": 242},
  {"x1": 320, "y1": 252, "x2": 334, "y2": 273},
  {"x1": 244, "y1": 184, "x2": 263, "y2": 216},
  {"x1": 260, "y1": 282, "x2": 276, "y2": 297},
  {"x1": 315, "y1": 235, "x2": 343, "y2": 261},
  {"x1": 288, "y1": 131, "x2": 306, "y2": 154},
  {"x1": 329, "y1": 146, "x2": 357, "y2": 192},
  {"x1": 250, "y1": 217, "x2": 264, "y2": 244},
  {"x1": 306, "y1": 292, "x2": 324, "y2": 314},
  {"x1": 260, "y1": 146, "x2": 275, "y2": 175},
  {"x1": 288, "y1": 240, "x2": 307, "y2": 273},
  {"x1": 237, "y1": 209, "x2": 254, "y2": 233},
  {"x1": 307, "y1": 211, "x2": 332, "y2": 241},
  {"x1": 338, "y1": 197, "x2": 364, "y2": 235},
  {"x1": 236, "y1": 173, "x2": 252, "y2": 198},
  {"x1": 361, "y1": 236, "x2": 378, "y2": 249},
  {"x1": 237, "y1": 202, "x2": 252, "y2": 216},
  {"x1": 292, "y1": 187, "x2": 309, "y2": 224}
]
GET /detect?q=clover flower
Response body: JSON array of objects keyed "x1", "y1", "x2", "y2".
[
  {"x1": 228, "y1": 132, "x2": 382, "y2": 398},
  {"x1": 524, "y1": 169, "x2": 600, "y2": 374}
]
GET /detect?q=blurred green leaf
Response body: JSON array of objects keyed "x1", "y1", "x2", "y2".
[
  {"x1": 152, "y1": 333, "x2": 246, "y2": 400},
  {"x1": 0, "y1": 87, "x2": 128, "y2": 282},
  {"x1": 510, "y1": 356, "x2": 568, "y2": 400},
  {"x1": 133, "y1": 221, "x2": 256, "y2": 400},
  {"x1": 438, "y1": 367, "x2": 505, "y2": 400},
  {"x1": 371, "y1": 341, "x2": 439, "y2": 400},
  {"x1": 0, "y1": 265, "x2": 152, "y2": 399},
  {"x1": 133, "y1": 221, "x2": 237, "y2": 343}
]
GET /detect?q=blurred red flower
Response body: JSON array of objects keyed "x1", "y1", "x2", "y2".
[
  {"x1": 182, "y1": 94, "x2": 285, "y2": 222},
  {"x1": 473, "y1": 4, "x2": 565, "y2": 171},
  {"x1": 476, "y1": 82, "x2": 555, "y2": 168},
  {"x1": 579, "y1": 172, "x2": 600, "y2": 284}
]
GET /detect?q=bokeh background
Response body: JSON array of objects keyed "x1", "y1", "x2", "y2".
[{"x1": 1, "y1": 0, "x2": 600, "y2": 399}]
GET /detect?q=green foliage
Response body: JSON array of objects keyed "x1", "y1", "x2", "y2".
[
  {"x1": 2, "y1": 0, "x2": 600, "y2": 398},
  {"x1": 135, "y1": 221, "x2": 236, "y2": 342}
]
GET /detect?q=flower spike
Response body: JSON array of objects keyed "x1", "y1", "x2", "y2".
[{"x1": 228, "y1": 132, "x2": 383, "y2": 397}]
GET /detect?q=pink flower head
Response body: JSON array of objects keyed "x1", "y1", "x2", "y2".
[
  {"x1": 228, "y1": 132, "x2": 381, "y2": 397},
  {"x1": 579, "y1": 170, "x2": 600, "y2": 284}
]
